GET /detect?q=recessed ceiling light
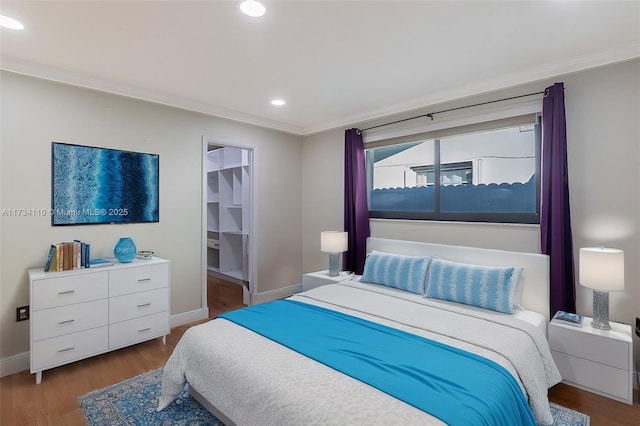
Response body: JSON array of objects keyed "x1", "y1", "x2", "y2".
[
  {"x1": 0, "y1": 15, "x2": 24, "y2": 30},
  {"x1": 239, "y1": 0, "x2": 266, "y2": 18},
  {"x1": 271, "y1": 99, "x2": 285, "y2": 107}
]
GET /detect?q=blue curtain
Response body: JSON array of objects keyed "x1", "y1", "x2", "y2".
[
  {"x1": 343, "y1": 128, "x2": 370, "y2": 274},
  {"x1": 541, "y1": 82, "x2": 576, "y2": 315}
]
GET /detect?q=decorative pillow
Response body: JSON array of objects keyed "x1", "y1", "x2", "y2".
[
  {"x1": 424, "y1": 258, "x2": 523, "y2": 314},
  {"x1": 360, "y1": 251, "x2": 432, "y2": 294}
]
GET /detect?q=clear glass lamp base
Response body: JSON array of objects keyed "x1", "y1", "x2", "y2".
[{"x1": 591, "y1": 290, "x2": 611, "y2": 330}]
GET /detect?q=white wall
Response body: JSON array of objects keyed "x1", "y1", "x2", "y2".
[
  {"x1": 0, "y1": 71, "x2": 303, "y2": 360},
  {"x1": 302, "y1": 59, "x2": 640, "y2": 369},
  {"x1": 301, "y1": 128, "x2": 344, "y2": 273},
  {"x1": 565, "y1": 60, "x2": 639, "y2": 360}
]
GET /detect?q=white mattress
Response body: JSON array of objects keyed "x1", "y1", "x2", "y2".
[{"x1": 159, "y1": 281, "x2": 561, "y2": 425}]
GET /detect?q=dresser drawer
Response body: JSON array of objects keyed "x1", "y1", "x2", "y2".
[
  {"x1": 109, "y1": 311, "x2": 169, "y2": 350},
  {"x1": 32, "y1": 299, "x2": 108, "y2": 341},
  {"x1": 31, "y1": 326, "x2": 108, "y2": 372},
  {"x1": 31, "y1": 271, "x2": 108, "y2": 311},
  {"x1": 109, "y1": 288, "x2": 169, "y2": 324},
  {"x1": 109, "y1": 263, "x2": 169, "y2": 297},
  {"x1": 549, "y1": 325, "x2": 629, "y2": 370},
  {"x1": 552, "y1": 350, "x2": 630, "y2": 402}
]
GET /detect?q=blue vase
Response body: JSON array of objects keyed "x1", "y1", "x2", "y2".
[{"x1": 114, "y1": 237, "x2": 137, "y2": 263}]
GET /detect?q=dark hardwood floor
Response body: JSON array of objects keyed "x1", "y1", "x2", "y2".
[
  {"x1": 1, "y1": 278, "x2": 638, "y2": 425},
  {"x1": 549, "y1": 383, "x2": 639, "y2": 426},
  {"x1": 207, "y1": 273, "x2": 245, "y2": 318}
]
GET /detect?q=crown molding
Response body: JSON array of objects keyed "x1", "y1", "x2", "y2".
[
  {"x1": 2, "y1": 42, "x2": 638, "y2": 138},
  {"x1": 0, "y1": 56, "x2": 304, "y2": 136},
  {"x1": 301, "y1": 43, "x2": 640, "y2": 136}
]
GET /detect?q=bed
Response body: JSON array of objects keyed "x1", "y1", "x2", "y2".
[{"x1": 158, "y1": 238, "x2": 561, "y2": 425}]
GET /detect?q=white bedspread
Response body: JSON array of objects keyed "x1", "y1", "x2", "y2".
[{"x1": 159, "y1": 281, "x2": 561, "y2": 425}]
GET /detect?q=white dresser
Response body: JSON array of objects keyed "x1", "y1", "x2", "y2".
[
  {"x1": 29, "y1": 257, "x2": 170, "y2": 384},
  {"x1": 549, "y1": 316, "x2": 633, "y2": 404}
]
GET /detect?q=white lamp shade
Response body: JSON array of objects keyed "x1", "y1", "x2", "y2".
[
  {"x1": 579, "y1": 247, "x2": 624, "y2": 292},
  {"x1": 321, "y1": 231, "x2": 348, "y2": 253}
]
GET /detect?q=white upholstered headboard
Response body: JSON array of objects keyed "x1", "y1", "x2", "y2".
[{"x1": 366, "y1": 238, "x2": 551, "y2": 322}]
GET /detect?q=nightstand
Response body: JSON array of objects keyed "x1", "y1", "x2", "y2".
[
  {"x1": 549, "y1": 315, "x2": 633, "y2": 404},
  {"x1": 302, "y1": 270, "x2": 353, "y2": 292}
]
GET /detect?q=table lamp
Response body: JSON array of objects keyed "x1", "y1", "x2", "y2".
[
  {"x1": 579, "y1": 247, "x2": 624, "y2": 330},
  {"x1": 321, "y1": 231, "x2": 348, "y2": 277}
]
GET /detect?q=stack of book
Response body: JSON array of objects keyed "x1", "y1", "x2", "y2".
[
  {"x1": 44, "y1": 240, "x2": 91, "y2": 272},
  {"x1": 551, "y1": 310, "x2": 583, "y2": 327}
]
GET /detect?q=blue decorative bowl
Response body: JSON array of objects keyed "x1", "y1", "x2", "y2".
[{"x1": 114, "y1": 237, "x2": 137, "y2": 263}]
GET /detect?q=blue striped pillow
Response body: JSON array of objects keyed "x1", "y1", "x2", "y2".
[
  {"x1": 425, "y1": 258, "x2": 522, "y2": 314},
  {"x1": 361, "y1": 251, "x2": 431, "y2": 294}
]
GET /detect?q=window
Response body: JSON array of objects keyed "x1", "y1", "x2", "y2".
[{"x1": 366, "y1": 116, "x2": 540, "y2": 224}]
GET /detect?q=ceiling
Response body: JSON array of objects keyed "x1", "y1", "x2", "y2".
[{"x1": 1, "y1": 1, "x2": 638, "y2": 135}]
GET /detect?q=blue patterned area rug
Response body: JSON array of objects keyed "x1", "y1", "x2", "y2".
[
  {"x1": 78, "y1": 368, "x2": 222, "y2": 425},
  {"x1": 549, "y1": 402, "x2": 590, "y2": 426},
  {"x1": 79, "y1": 368, "x2": 589, "y2": 426}
]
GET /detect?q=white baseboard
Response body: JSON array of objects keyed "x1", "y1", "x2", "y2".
[
  {"x1": 0, "y1": 351, "x2": 29, "y2": 378},
  {"x1": 170, "y1": 308, "x2": 209, "y2": 328},
  {"x1": 251, "y1": 284, "x2": 302, "y2": 305}
]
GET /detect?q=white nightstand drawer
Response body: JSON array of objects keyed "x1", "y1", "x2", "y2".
[
  {"x1": 31, "y1": 299, "x2": 108, "y2": 341},
  {"x1": 31, "y1": 326, "x2": 108, "y2": 372},
  {"x1": 109, "y1": 288, "x2": 169, "y2": 324},
  {"x1": 109, "y1": 311, "x2": 169, "y2": 350},
  {"x1": 109, "y1": 263, "x2": 169, "y2": 296},
  {"x1": 549, "y1": 324, "x2": 629, "y2": 370},
  {"x1": 31, "y1": 271, "x2": 108, "y2": 310},
  {"x1": 552, "y1": 350, "x2": 630, "y2": 402}
]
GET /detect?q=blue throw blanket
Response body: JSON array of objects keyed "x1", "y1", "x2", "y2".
[{"x1": 219, "y1": 299, "x2": 535, "y2": 426}]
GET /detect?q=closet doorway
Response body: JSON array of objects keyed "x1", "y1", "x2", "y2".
[{"x1": 202, "y1": 138, "x2": 254, "y2": 316}]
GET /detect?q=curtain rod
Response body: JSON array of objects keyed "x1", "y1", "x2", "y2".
[{"x1": 360, "y1": 91, "x2": 545, "y2": 132}]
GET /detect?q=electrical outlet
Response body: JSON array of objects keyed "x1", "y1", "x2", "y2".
[{"x1": 16, "y1": 305, "x2": 29, "y2": 321}]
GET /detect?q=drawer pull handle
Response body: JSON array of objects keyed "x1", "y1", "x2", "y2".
[
  {"x1": 58, "y1": 346, "x2": 75, "y2": 352},
  {"x1": 138, "y1": 327, "x2": 151, "y2": 332},
  {"x1": 58, "y1": 290, "x2": 76, "y2": 295},
  {"x1": 137, "y1": 278, "x2": 151, "y2": 282},
  {"x1": 58, "y1": 319, "x2": 75, "y2": 324},
  {"x1": 137, "y1": 302, "x2": 151, "y2": 307}
]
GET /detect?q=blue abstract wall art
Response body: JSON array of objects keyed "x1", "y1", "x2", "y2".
[{"x1": 51, "y1": 142, "x2": 159, "y2": 225}]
